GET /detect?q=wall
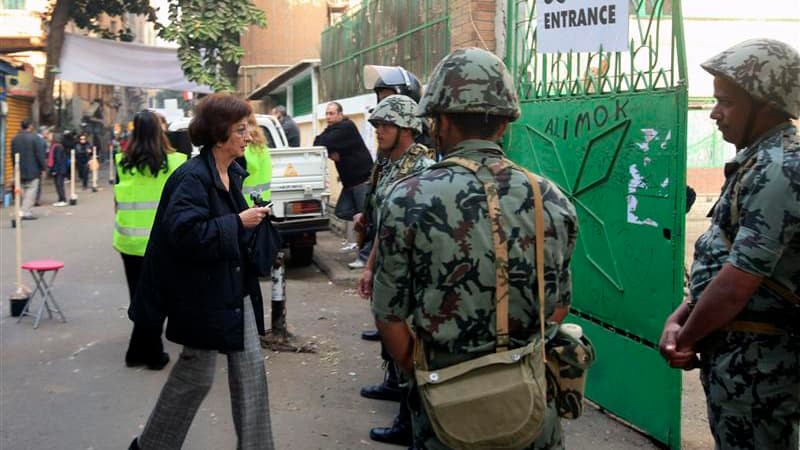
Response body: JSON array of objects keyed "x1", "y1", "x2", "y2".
[
  {"x1": 239, "y1": 0, "x2": 329, "y2": 94},
  {"x1": 449, "y1": 0, "x2": 496, "y2": 51}
]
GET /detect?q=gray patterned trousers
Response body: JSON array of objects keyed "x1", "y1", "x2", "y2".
[{"x1": 137, "y1": 298, "x2": 274, "y2": 450}]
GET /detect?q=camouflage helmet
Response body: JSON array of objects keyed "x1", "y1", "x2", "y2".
[
  {"x1": 701, "y1": 39, "x2": 800, "y2": 119},
  {"x1": 416, "y1": 47, "x2": 520, "y2": 121},
  {"x1": 368, "y1": 95, "x2": 423, "y2": 135}
]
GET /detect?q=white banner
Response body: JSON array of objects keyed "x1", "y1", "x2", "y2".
[
  {"x1": 59, "y1": 33, "x2": 212, "y2": 93},
  {"x1": 537, "y1": 0, "x2": 630, "y2": 54}
]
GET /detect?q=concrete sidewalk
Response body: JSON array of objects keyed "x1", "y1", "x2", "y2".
[{"x1": 312, "y1": 231, "x2": 363, "y2": 286}]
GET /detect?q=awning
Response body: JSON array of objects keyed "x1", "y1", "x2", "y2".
[
  {"x1": 246, "y1": 59, "x2": 319, "y2": 100},
  {"x1": 59, "y1": 33, "x2": 212, "y2": 93}
]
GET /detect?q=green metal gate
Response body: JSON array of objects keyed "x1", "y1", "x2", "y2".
[{"x1": 505, "y1": 1, "x2": 687, "y2": 448}]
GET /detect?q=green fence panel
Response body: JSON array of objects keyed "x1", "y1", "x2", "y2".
[
  {"x1": 506, "y1": 1, "x2": 687, "y2": 448},
  {"x1": 319, "y1": 0, "x2": 449, "y2": 101}
]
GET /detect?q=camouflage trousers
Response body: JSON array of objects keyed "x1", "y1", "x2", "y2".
[
  {"x1": 699, "y1": 331, "x2": 799, "y2": 450},
  {"x1": 410, "y1": 396, "x2": 563, "y2": 450}
]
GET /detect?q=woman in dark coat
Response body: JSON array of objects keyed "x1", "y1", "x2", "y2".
[
  {"x1": 50, "y1": 132, "x2": 69, "y2": 206},
  {"x1": 129, "y1": 94, "x2": 275, "y2": 450}
]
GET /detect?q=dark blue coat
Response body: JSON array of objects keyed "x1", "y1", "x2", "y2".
[{"x1": 130, "y1": 149, "x2": 265, "y2": 352}]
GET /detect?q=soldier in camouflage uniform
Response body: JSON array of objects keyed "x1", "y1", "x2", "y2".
[
  {"x1": 371, "y1": 47, "x2": 578, "y2": 450},
  {"x1": 659, "y1": 39, "x2": 800, "y2": 450},
  {"x1": 358, "y1": 95, "x2": 436, "y2": 446}
]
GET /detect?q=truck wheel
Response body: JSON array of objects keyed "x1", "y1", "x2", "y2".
[{"x1": 290, "y1": 245, "x2": 314, "y2": 266}]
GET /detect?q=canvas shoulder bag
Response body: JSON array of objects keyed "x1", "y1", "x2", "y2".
[{"x1": 412, "y1": 156, "x2": 548, "y2": 450}]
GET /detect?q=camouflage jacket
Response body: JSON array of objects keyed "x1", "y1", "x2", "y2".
[
  {"x1": 689, "y1": 123, "x2": 800, "y2": 328},
  {"x1": 371, "y1": 140, "x2": 578, "y2": 367},
  {"x1": 365, "y1": 143, "x2": 435, "y2": 228}
]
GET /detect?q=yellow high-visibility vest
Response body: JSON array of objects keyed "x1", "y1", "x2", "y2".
[
  {"x1": 113, "y1": 151, "x2": 187, "y2": 256},
  {"x1": 243, "y1": 143, "x2": 272, "y2": 207}
]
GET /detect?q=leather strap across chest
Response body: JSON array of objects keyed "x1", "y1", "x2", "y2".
[{"x1": 445, "y1": 156, "x2": 547, "y2": 361}]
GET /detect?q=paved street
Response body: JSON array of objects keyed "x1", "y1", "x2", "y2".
[{"x1": 1, "y1": 173, "x2": 710, "y2": 449}]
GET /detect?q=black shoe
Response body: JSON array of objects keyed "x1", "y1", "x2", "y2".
[
  {"x1": 360, "y1": 381, "x2": 402, "y2": 401},
  {"x1": 369, "y1": 420, "x2": 413, "y2": 446},
  {"x1": 126, "y1": 352, "x2": 170, "y2": 370},
  {"x1": 361, "y1": 329, "x2": 380, "y2": 341},
  {"x1": 129, "y1": 437, "x2": 140, "y2": 450}
]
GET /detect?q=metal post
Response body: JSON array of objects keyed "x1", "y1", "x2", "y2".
[
  {"x1": 69, "y1": 149, "x2": 77, "y2": 205},
  {"x1": 270, "y1": 251, "x2": 287, "y2": 337},
  {"x1": 10, "y1": 152, "x2": 30, "y2": 307},
  {"x1": 91, "y1": 146, "x2": 98, "y2": 192},
  {"x1": 108, "y1": 144, "x2": 114, "y2": 184}
]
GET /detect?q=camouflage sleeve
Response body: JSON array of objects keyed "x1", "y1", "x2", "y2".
[
  {"x1": 371, "y1": 186, "x2": 414, "y2": 323},
  {"x1": 729, "y1": 158, "x2": 800, "y2": 277},
  {"x1": 541, "y1": 178, "x2": 579, "y2": 308}
]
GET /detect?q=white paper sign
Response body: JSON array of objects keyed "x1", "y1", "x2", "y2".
[{"x1": 537, "y1": 0, "x2": 630, "y2": 53}]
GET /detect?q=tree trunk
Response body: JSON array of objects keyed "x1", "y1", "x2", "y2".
[{"x1": 38, "y1": 0, "x2": 73, "y2": 126}]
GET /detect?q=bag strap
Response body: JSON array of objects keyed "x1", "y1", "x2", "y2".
[
  {"x1": 446, "y1": 156, "x2": 547, "y2": 362},
  {"x1": 522, "y1": 168, "x2": 549, "y2": 362}
]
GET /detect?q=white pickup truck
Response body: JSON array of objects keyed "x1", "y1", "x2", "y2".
[{"x1": 167, "y1": 114, "x2": 330, "y2": 266}]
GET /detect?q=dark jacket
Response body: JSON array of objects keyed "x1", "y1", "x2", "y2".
[
  {"x1": 130, "y1": 149, "x2": 265, "y2": 352},
  {"x1": 11, "y1": 130, "x2": 46, "y2": 181},
  {"x1": 280, "y1": 115, "x2": 301, "y2": 147},
  {"x1": 313, "y1": 118, "x2": 373, "y2": 188},
  {"x1": 52, "y1": 144, "x2": 69, "y2": 176},
  {"x1": 75, "y1": 142, "x2": 91, "y2": 162}
]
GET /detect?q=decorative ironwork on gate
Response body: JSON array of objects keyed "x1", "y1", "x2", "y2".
[{"x1": 509, "y1": 0, "x2": 686, "y2": 99}]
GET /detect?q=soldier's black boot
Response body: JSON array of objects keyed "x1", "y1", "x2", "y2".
[
  {"x1": 360, "y1": 361, "x2": 402, "y2": 401},
  {"x1": 369, "y1": 415, "x2": 413, "y2": 446},
  {"x1": 361, "y1": 329, "x2": 381, "y2": 341}
]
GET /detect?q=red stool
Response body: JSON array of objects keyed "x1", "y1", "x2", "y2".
[{"x1": 17, "y1": 260, "x2": 67, "y2": 329}]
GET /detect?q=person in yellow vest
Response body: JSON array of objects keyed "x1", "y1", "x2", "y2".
[
  {"x1": 115, "y1": 110, "x2": 187, "y2": 370},
  {"x1": 240, "y1": 114, "x2": 273, "y2": 206}
]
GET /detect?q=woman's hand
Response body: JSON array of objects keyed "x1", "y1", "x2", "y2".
[{"x1": 239, "y1": 206, "x2": 271, "y2": 229}]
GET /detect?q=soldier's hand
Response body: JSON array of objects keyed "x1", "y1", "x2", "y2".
[
  {"x1": 358, "y1": 268, "x2": 373, "y2": 300},
  {"x1": 659, "y1": 322, "x2": 696, "y2": 368}
]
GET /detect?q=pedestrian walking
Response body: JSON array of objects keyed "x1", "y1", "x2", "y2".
[
  {"x1": 371, "y1": 48, "x2": 578, "y2": 449},
  {"x1": 356, "y1": 94, "x2": 435, "y2": 447},
  {"x1": 659, "y1": 38, "x2": 800, "y2": 450},
  {"x1": 11, "y1": 119, "x2": 46, "y2": 220},
  {"x1": 50, "y1": 132, "x2": 69, "y2": 207},
  {"x1": 115, "y1": 110, "x2": 188, "y2": 370},
  {"x1": 129, "y1": 93, "x2": 275, "y2": 450},
  {"x1": 75, "y1": 133, "x2": 91, "y2": 190},
  {"x1": 34, "y1": 126, "x2": 49, "y2": 206}
]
